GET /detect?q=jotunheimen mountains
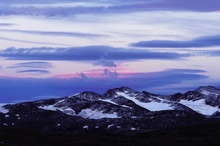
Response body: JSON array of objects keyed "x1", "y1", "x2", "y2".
[{"x1": 0, "y1": 86, "x2": 220, "y2": 134}]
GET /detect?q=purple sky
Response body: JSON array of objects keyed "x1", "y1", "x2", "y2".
[{"x1": 0, "y1": 0, "x2": 220, "y2": 103}]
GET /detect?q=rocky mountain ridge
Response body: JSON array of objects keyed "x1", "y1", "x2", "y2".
[{"x1": 0, "y1": 86, "x2": 220, "y2": 134}]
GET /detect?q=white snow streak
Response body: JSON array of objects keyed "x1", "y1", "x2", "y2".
[
  {"x1": 116, "y1": 92, "x2": 174, "y2": 111},
  {"x1": 100, "y1": 99, "x2": 118, "y2": 105},
  {"x1": 100, "y1": 99, "x2": 132, "y2": 109},
  {"x1": 68, "y1": 92, "x2": 80, "y2": 98},
  {"x1": 107, "y1": 124, "x2": 114, "y2": 129},
  {"x1": 38, "y1": 105, "x2": 76, "y2": 116}
]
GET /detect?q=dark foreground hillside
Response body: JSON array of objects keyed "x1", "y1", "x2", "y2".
[{"x1": 1, "y1": 122, "x2": 220, "y2": 146}]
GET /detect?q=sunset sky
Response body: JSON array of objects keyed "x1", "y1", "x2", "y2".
[{"x1": 1, "y1": 0, "x2": 220, "y2": 103}]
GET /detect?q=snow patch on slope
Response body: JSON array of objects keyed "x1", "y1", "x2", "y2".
[
  {"x1": 39, "y1": 105, "x2": 120, "y2": 119},
  {"x1": 201, "y1": 91, "x2": 219, "y2": 96},
  {"x1": 179, "y1": 99, "x2": 219, "y2": 116},
  {"x1": 116, "y1": 92, "x2": 174, "y2": 111},
  {"x1": 78, "y1": 109, "x2": 120, "y2": 119},
  {"x1": 38, "y1": 105, "x2": 76, "y2": 116},
  {"x1": 0, "y1": 104, "x2": 9, "y2": 114}
]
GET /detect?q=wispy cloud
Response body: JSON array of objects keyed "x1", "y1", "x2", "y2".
[
  {"x1": 0, "y1": 29, "x2": 108, "y2": 38},
  {"x1": 0, "y1": 23, "x2": 15, "y2": 27},
  {"x1": 0, "y1": 0, "x2": 88, "y2": 5},
  {"x1": 8, "y1": 61, "x2": 53, "y2": 69},
  {"x1": 0, "y1": 5, "x2": 105, "y2": 17},
  {"x1": 17, "y1": 69, "x2": 50, "y2": 74},
  {"x1": 146, "y1": 0, "x2": 220, "y2": 12},
  {"x1": 200, "y1": 50, "x2": 220, "y2": 57},
  {"x1": 132, "y1": 34, "x2": 220, "y2": 48},
  {"x1": 94, "y1": 58, "x2": 117, "y2": 67},
  {"x1": 0, "y1": 36, "x2": 70, "y2": 46},
  {"x1": 0, "y1": 0, "x2": 219, "y2": 18},
  {"x1": 0, "y1": 46, "x2": 190, "y2": 62}
]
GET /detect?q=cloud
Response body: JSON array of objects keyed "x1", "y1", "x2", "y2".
[
  {"x1": 77, "y1": 72, "x2": 88, "y2": 79},
  {"x1": 0, "y1": 0, "x2": 74, "y2": 4},
  {"x1": 8, "y1": 61, "x2": 53, "y2": 69},
  {"x1": 17, "y1": 69, "x2": 50, "y2": 74},
  {"x1": 196, "y1": 50, "x2": 220, "y2": 57},
  {"x1": 133, "y1": 68, "x2": 206, "y2": 79},
  {"x1": 205, "y1": 50, "x2": 220, "y2": 56},
  {"x1": 1, "y1": 0, "x2": 102, "y2": 5},
  {"x1": 131, "y1": 34, "x2": 220, "y2": 48},
  {"x1": 0, "y1": 68, "x2": 208, "y2": 103},
  {"x1": 0, "y1": 46, "x2": 190, "y2": 62},
  {"x1": 94, "y1": 58, "x2": 117, "y2": 67},
  {"x1": 0, "y1": 36, "x2": 69, "y2": 46},
  {"x1": 147, "y1": 0, "x2": 220, "y2": 12},
  {"x1": 103, "y1": 69, "x2": 118, "y2": 78},
  {"x1": 0, "y1": 0, "x2": 219, "y2": 18},
  {"x1": 0, "y1": 0, "x2": 149, "y2": 5},
  {"x1": 0, "y1": 5, "x2": 105, "y2": 17},
  {"x1": 0, "y1": 29, "x2": 108, "y2": 38},
  {"x1": 0, "y1": 23, "x2": 15, "y2": 27}
]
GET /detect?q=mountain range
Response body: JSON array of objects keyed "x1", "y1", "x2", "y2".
[{"x1": 1, "y1": 86, "x2": 220, "y2": 145}]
